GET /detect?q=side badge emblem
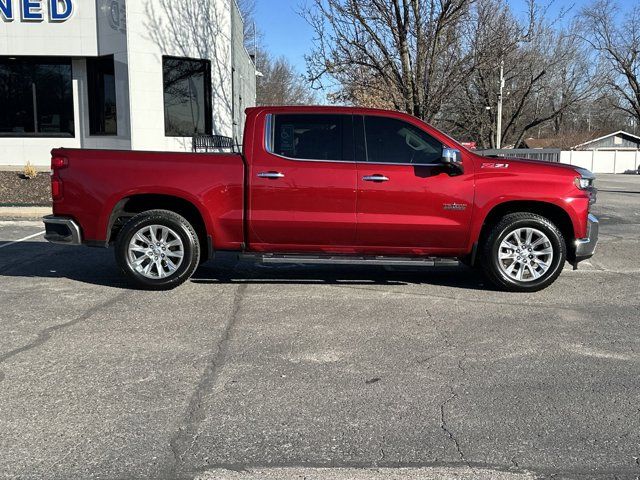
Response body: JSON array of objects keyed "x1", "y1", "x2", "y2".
[
  {"x1": 443, "y1": 203, "x2": 468, "y2": 211},
  {"x1": 481, "y1": 162, "x2": 510, "y2": 169}
]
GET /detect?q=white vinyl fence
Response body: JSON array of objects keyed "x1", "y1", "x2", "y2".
[{"x1": 560, "y1": 150, "x2": 640, "y2": 174}]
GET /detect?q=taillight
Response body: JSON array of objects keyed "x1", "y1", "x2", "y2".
[
  {"x1": 51, "y1": 153, "x2": 67, "y2": 201},
  {"x1": 51, "y1": 155, "x2": 68, "y2": 170},
  {"x1": 51, "y1": 178, "x2": 63, "y2": 200}
]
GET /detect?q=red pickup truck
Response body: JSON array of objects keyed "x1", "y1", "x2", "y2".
[{"x1": 43, "y1": 106, "x2": 598, "y2": 292}]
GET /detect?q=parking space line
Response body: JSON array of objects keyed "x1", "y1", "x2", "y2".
[{"x1": 0, "y1": 231, "x2": 45, "y2": 249}]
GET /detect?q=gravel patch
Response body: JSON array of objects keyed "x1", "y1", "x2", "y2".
[{"x1": 0, "y1": 171, "x2": 51, "y2": 206}]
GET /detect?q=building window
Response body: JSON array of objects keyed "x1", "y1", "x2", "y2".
[
  {"x1": 0, "y1": 56, "x2": 74, "y2": 137},
  {"x1": 162, "y1": 57, "x2": 212, "y2": 137},
  {"x1": 87, "y1": 56, "x2": 117, "y2": 136}
]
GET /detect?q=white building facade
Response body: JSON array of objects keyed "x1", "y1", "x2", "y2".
[{"x1": 0, "y1": 0, "x2": 256, "y2": 167}]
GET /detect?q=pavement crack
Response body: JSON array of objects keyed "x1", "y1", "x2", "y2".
[
  {"x1": 425, "y1": 307, "x2": 449, "y2": 347},
  {"x1": 0, "y1": 291, "x2": 129, "y2": 380},
  {"x1": 424, "y1": 307, "x2": 469, "y2": 375},
  {"x1": 169, "y1": 283, "x2": 247, "y2": 476},
  {"x1": 439, "y1": 387, "x2": 467, "y2": 465},
  {"x1": 416, "y1": 351, "x2": 445, "y2": 364},
  {"x1": 377, "y1": 435, "x2": 386, "y2": 464},
  {"x1": 457, "y1": 356, "x2": 466, "y2": 375},
  {"x1": 336, "y1": 284, "x2": 608, "y2": 313},
  {"x1": 426, "y1": 306, "x2": 472, "y2": 467}
]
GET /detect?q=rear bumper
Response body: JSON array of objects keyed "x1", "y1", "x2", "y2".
[
  {"x1": 574, "y1": 214, "x2": 599, "y2": 262},
  {"x1": 43, "y1": 215, "x2": 82, "y2": 245}
]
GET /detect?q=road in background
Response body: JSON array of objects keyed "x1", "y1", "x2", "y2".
[{"x1": 0, "y1": 174, "x2": 639, "y2": 480}]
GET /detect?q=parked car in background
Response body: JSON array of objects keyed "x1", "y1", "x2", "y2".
[{"x1": 43, "y1": 106, "x2": 598, "y2": 292}]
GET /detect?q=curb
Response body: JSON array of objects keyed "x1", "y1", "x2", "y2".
[
  {"x1": 0, "y1": 206, "x2": 52, "y2": 221},
  {"x1": 0, "y1": 166, "x2": 50, "y2": 172}
]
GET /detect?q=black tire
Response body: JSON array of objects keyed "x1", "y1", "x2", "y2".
[
  {"x1": 481, "y1": 212, "x2": 566, "y2": 292},
  {"x1": 115, "y1": 209, "x2": 200, "y2": 290}
]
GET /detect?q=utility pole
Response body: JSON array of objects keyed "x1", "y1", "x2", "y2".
[{"x1": 496, "y1": 60, "x2": 504, "y2": 149}]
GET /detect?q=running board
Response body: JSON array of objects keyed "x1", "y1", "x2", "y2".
[{"x1": 239, "y1": 253, "x2": 460, "y2": 267}]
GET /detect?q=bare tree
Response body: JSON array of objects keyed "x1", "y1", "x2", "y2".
[
  {"x1": 236, "y1": 0, "x2": 256, "y2": 24},
  {"x1": 257, "y1": 51, "x2": 317, "y2": 105},
  {"x1": 443, "y1": 0, "x2": 597, "y2": 147},
  {"x1": 302, "y1": 0, "x2": 598, "y2": 146},
  {"x1": 236, "y1": 0, "x2": 315, "y2": 106},
  {"x1": 236, "y1": 0, "x2": 262, "y2": 54},
  {"x1": 303, "y1": 0, "x2": 476, "y2": 121},
  {"x1": 579, "y1": 0, "x2": 640, "y2": 125}
]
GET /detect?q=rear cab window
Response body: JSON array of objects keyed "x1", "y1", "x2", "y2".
[{"x1": 268, "y1": 114, "x2": 354, "y2": 162}]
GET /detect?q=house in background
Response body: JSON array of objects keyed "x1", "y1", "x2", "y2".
[
  {"x1": 561, "y1": 130, "x2": 640, "y2": 174},
  {"x1": 573, "y1": 131, "x2": 640, "y2": 150},
  {"x1": 510, "y1": 131, "x2": 640, "y2": 173},
  {"x1": 523, "y1": 130, "x2": 612, "y2": 151}
]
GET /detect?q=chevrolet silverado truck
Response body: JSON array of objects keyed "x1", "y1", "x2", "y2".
[{"x1": 43, "y1": 106, "x2": 598, "y2": 292}]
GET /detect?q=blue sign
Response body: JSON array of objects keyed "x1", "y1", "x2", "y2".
[{"x1": 0, "y1": 0, "x2": 74, "y2": 22}]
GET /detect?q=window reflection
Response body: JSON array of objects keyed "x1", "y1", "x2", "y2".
[
  {"x1": 87, "y1": 56, "x2": 117, "y2": 135},
  {"x1": 272, "y1": 114, "x2": 345, "y2": 161},
  {"x1": 364, "y1": 116, "x2": 442, "y2": 164},
  {"x1": 0, "y1": 57, "x2": 74, "y2": 136},
  {"x1": 162, "y1": 57, "x2": 212, "y2": 137}
]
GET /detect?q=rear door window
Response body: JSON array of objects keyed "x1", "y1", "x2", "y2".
[{"x1": 270, "y1": 114, "x2": 353, "y2": 162}]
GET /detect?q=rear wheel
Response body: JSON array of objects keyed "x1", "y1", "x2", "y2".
[
  {"x1": 481, "y1": 212, "x2": 566, "y2": 292},
  {"x1": 115, "y1": 209, "x2": 200, "y2": 290}
]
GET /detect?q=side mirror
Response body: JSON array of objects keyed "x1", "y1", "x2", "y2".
[{"x1": 441, "y1": 148, "x2": 463, "y2": 174}]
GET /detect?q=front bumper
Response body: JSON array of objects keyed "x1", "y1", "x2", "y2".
[
  {"x1": 43, "y1": 215, "x2": 82, "y2": 245},
  {"x1": 574, "y1": 214, "x2": 599, "y2": 262}
]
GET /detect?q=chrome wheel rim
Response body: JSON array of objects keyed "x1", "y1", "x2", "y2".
[
  {"x1": 498, "y1": 227, "x2": 554, "y2": 282},
  {"x1": 127, "y1": 225, "x2": 184, "y2": 279}
]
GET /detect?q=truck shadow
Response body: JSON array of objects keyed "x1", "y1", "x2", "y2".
[
  {"x1": 193, "y1": 253, "x2": 491, "y2": 291},
  {"x1": 0, "y1": 243, "x2": 492, "y2": 291}
]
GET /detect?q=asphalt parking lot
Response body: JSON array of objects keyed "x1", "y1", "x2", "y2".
[{"x1": 1, "y1": 174, "x2": 639, "y2": 480}]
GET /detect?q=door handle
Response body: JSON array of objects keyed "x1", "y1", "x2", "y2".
[
  {"x1": 362, "y1": 174, "x2": 390, "y2": 182},
  {"x1": 257, "y1": 171, "x2": 285, "y2": 179}
]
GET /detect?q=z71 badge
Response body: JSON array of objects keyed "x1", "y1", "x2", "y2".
[{"x1": 481, "y1": 162, "x2": 510, "y2": 169}]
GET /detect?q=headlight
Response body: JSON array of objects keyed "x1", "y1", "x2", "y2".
[
  {"x1": 574, "y1": 168, "x2": 595, "y2": 190},
  {"x1": 574, "y1": 177, "x2": 594, "y2": 189}
]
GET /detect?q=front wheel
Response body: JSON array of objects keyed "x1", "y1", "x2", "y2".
[
  {"x1": 481, "y1": 213, "x2": 566, "y2": 292},
  {"x1": 115, "y1": 209, "x2": 200, "y2": 290}
]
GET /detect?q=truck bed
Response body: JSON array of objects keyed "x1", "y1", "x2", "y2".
[{"x1": 51, "y1": 148, "x2": 246, "y2": 249}]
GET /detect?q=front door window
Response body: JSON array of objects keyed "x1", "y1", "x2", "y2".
[{"x1": 363, "y1": 115, "x2": 442, "y2": 165}]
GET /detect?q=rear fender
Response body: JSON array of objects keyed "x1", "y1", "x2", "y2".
[{"x1": 101, "y1": 189, "x2": 213, "y2": 246}]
